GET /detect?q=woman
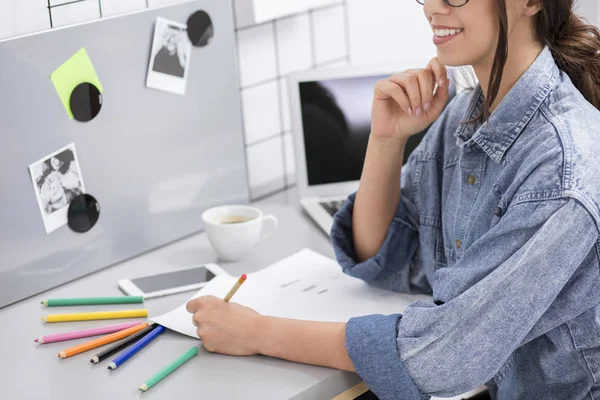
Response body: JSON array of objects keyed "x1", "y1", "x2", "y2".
[
  {"x1": 153, "y1": 27, "x2": 187, "y2": 78},
  {"x1": 186, "y1": 0, "x2": 600, "y2": 398},
  {"x1": 53, "y1": 152, "x2": 83, "y2": 201},
  {"x1": 39, "y1": 159, "x2": 68, "y2": 214}
]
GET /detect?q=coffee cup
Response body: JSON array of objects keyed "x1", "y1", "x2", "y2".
[{"x1": 201, "y1": 205, "x2": 278, "y2": 261}]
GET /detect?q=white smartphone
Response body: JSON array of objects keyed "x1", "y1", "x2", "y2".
[{"x1": 118, "y1": 264, "x2": 227, "y2": 299}]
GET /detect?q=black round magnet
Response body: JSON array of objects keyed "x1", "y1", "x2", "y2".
[
  {"x1": 187, "y1": 10, "x2": 214, "y2": 47},
  {"x1": 69, "y1": 82, "x2": 102, "y2": 122},
  {"x1": 67, "y1": 194, "x2": 100, "y2": 233}
]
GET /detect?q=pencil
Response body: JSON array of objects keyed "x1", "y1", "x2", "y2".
[
  {"x1": 58, "y1": 322, "x2": 148, "y2": 359},
  {"x1": 108, "y1": 325, "x2": 165, "y2": 370},
  {"x1": 42, "y1": 309, "x2": 148, "y2": 323},
  {"x1": 90, "y1": 324, "x2": 156, "y2": 364},
  {"x1": 35, "y1": 322, "x2": 140, "y2": 344},
  {"x1": 41, "y1": 296, "x2": 144, "y2": 307},
  {"x1": 139, "y1": 346, "x2": 199, "y2": 392},
  {"x1": 223, "y1": 274, "x2": 247, "y2": 302}
]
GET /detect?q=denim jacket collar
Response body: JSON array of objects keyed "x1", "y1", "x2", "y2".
[{"x1": 454, "y1": 46, "x2": 560, "y2": 163}]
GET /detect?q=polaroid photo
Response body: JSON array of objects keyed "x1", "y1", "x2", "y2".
[
  {"x1": 146, "y1": 17, "x2": 193, "y2": 95},
  {"x1": 28, "y1": 143, "x2": 86, "y2": 233}
]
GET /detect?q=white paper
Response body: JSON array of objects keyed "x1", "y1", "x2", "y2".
[
  {"x1": 150, "y1": 249, "x2": 431, "y2": 339},
  {"x1": 250, "y1": 248, "x2": 432, "y2": 318},
  {"x1": 150, "y1": 275, "x2": 338, "y2": 338}
]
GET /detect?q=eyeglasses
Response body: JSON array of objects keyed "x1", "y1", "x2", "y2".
[{"x1": 416, "y1": 0, "x2": 470, "y2": 7}]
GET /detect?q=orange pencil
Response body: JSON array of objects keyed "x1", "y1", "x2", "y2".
[
  {"x1": 58, "y1": 322, "x2": 149, "y2": 359},
  {"x1": 223, "y1": 274, "x2": 247, "y2": 302}
]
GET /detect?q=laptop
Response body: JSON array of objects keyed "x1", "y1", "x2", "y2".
[{"x1": 287, "y1": 62, "x2": 440, "y2": 235}]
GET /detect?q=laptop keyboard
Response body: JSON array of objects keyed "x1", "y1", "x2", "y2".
[{"x1": 319, "y1": 200, "x2": 345, "y2": 217}]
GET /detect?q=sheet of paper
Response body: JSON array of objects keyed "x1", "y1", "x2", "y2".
[
  {"x1": 150, "y1": 275, "x2": 338, "y2": 338},
  {"x1": 50, "y1": 48, "x2": 104, "y2": 119},
  {"x1": 249, "y1": 248, "x2": 431, "y2": 307},
  {"x1": 150, "y1": 249, "x2": 432, "y2": 339}
]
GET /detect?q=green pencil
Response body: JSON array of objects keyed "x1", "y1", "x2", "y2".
[
  {"x1": 41, "y1": 296, "x2": 144, "y2": 307},
  {"x1": 139, "y1": 346, "x2": 199, "y2": 392}
]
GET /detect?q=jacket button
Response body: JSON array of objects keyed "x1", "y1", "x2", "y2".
[
  {"x1": 467, "y1": 174, "x2": 476, "y2": 185},
  {"x1": 456, "y1": 239, "x2": 461, "y2": 249},
  {"x1": 496, "y1": 207, "x2": 503, "y2": 217}
]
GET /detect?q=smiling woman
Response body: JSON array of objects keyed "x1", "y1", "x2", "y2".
[
  {"x1": 419, "y1": 0, "x2": 600, "y2": 121},
  {"x1": 186, "y1": 1, "x2": 600, "y2": 399}
]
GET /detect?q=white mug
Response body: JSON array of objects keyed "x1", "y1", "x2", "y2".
[{"x1": 201, "y1": 205, "x2": 278, "y2": 261}]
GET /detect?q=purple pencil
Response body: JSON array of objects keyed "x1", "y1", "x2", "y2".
[{"x1": 34, "y1": 321, "x2": 141, "y2": 344}]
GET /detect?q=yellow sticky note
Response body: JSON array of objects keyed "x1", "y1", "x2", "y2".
[{"x1": 50, "y1": 48, "x2": 104, "y2": 119}]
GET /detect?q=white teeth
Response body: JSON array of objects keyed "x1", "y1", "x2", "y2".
[{"x1": 434, "y1": 28, "x2": 463, "y2": 37}]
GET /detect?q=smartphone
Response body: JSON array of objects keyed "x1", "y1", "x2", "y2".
[{"x1": 118, "y1": 264, "x2": 227, "y2": 299}]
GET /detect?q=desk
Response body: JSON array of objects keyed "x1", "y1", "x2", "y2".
[{"x1": 0, "y1": 189, "x2": 483, "y2": 399}]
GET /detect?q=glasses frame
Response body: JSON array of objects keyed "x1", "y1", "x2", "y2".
[{"x1": 415, "y1": 0, "x2": 470, "y2": 7}]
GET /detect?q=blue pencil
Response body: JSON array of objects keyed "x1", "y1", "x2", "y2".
[{"x1": 107, "y1": 325, "x2": 165, "y2": 370}]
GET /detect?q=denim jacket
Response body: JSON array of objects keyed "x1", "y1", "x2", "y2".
[{"x1": 331, "y1": 46, "x2": 600, "y2": 399}]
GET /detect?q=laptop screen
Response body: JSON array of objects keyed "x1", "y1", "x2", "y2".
[{"x1": 299, "y1": 74, "x2": 425, "y2": 187}]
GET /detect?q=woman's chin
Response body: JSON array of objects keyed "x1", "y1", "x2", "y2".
[
  {"x1": 437, "y1": 50, "x2": 465, "y2": 67},
  {"x1": 436, "y1": 52, "x2": 467, "y2": 67}
]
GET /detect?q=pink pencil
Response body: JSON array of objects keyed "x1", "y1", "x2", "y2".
[{"x1": 34, "y1": 321, "x2": 141, "y2": 344}]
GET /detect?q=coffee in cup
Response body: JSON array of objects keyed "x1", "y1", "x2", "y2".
[
  {"x1": 201, "y1": 205, "x2": 278, "y2": 261},
  {"x1": 214, "y1": 215, "x2": 255, "y2": 224}
]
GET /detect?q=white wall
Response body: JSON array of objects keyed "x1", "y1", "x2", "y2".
[
  {"x1": 347, "y1": 0, "x2": 436, "y2": 66},
  {"x1": 234, "y1": 1, "x2": 350, "y2": 199},
  {"x1": 0, "y1": 0, "x2": 598, "y2": 200}
]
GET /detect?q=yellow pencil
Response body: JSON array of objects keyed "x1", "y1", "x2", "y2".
[
  {"x1": 41, "y1": 309, "x2": 148, "y2": 323},
  {"x1": 223, "y1": 274, "x2": 247, "y2": 302}
]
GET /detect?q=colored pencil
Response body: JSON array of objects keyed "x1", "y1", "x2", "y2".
[
  {"x1": 42, "y1": 309, "x2": 148, "y2": 323},
  {"x1": 139, "y1": 346, "x2": 199, "y2": 392},
  {"x1": 58, "y1": 323, "x2": 148, "y2": 359},
  {"x1": 35, "y1": 322, "x2": 140, "y2": 344},
  {"x1": 90, "y1": 324, "x2": 156, "y2": 364},
  {"x1": 41, "y1": 296, "x2": 143, "y2": 307},
  {"x1": 223, "y1": 274, "x2": 247, "y2": 302},
  {"x1": 108, "y1": 325, "x2": 165, "y2": 370}
]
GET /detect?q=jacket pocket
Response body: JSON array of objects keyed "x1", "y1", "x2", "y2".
[{"x1": 419, "y1": 215, "x2": 445, "y2": 271}]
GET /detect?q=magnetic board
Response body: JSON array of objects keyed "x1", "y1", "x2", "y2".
[{"x1": 0, "y1": 0, "x2": 248, "y2": 308}]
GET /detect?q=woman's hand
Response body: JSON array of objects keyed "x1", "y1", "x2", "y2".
[
  {"x1": 371, "y1": 57, "x2": 450, "y2": 140},
  {"x1": 185, "y1": 296, "x2": 263, "y2": 356},
  {"x1": 186, "y1": 296, "x2": 354, "y2": 371}
]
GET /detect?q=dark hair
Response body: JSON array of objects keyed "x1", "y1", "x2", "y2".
[
  {"x1": 480, "y1": 0, "x2": 600, "y2": 122},
  {"x1": 55, "y1": 149, "x2": 74, "y2": 174}
]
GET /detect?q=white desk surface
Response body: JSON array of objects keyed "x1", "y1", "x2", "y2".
[{"x1": 0, "y1": 188, "x2": 483, "y2": 400}]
